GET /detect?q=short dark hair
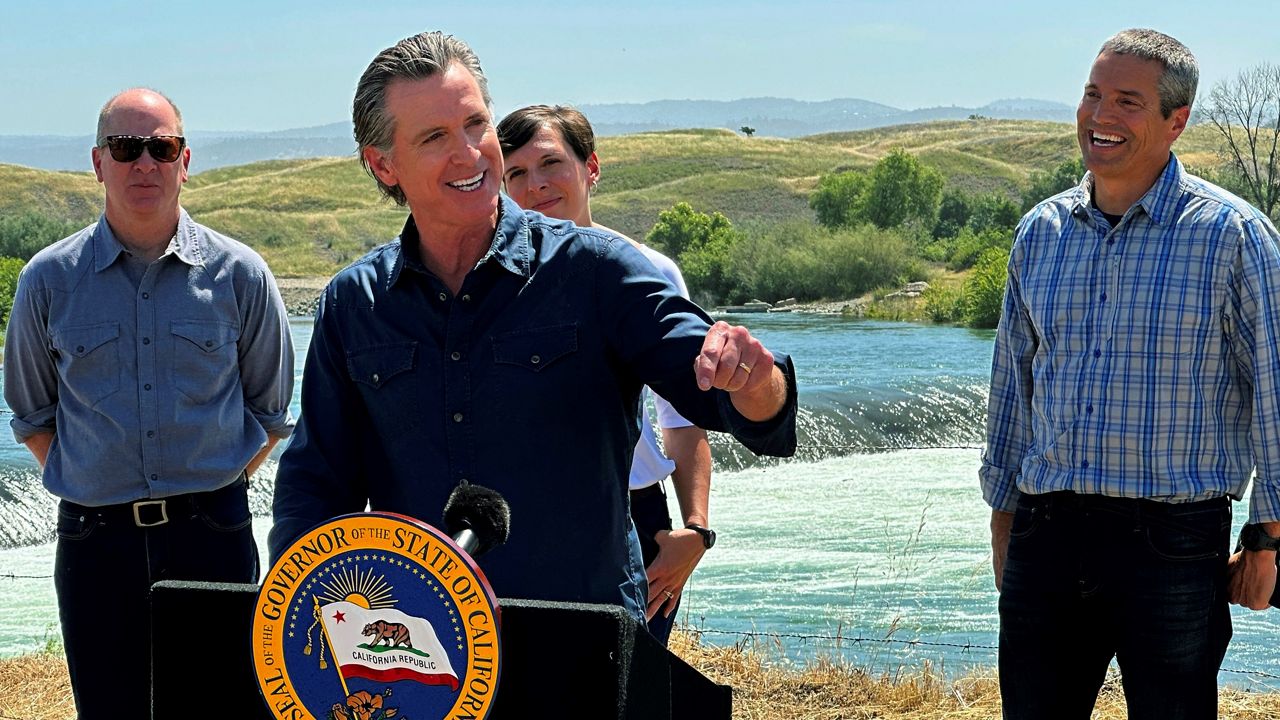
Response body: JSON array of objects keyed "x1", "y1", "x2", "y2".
[
  {"x1": 1099, "y1": 28, "x2": 1198, "y2": 118},
  {"x1": 353, "y1": 31, "x2": 491, "y2": 205},
  {"x1": 497, "y1": 105, "x2": 595, "y2": 162}
]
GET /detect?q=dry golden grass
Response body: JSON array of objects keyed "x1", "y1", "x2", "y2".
[
  {"x1": 668, "y1": 629, "x2": 1280, "y2": 720},
  {"x1": 0, "y1": 652, "x2": 74, "y2": 719},
  {"x1": 4, "y1": 630, "x2": 1277, "y2": 719}
]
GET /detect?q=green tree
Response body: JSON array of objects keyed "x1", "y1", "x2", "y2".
[
  {"x1": 963, "y1": 247, "x2": 1010, "y2": 329},
  {"x1": 809, "y1": 171, "x2": 866, "y2": 229},
  {"x1": 948, "y1": 227, "x2": 1013, "y2": 270},
  {"x1": 739, "y1": 125, "x2": 756, "y2": 138},
  {"x1": 0, "y1": 257, "x2": 26, "y2": 327},
  {"x1": 645, "y1": 202, "x2": 741, "y2": 301},
  {"x1": 0, "y1": 210, "x2": 81, "y2": 261},
  {"x1": 858, "y1": 149, "x2": 944, "y2": 229},
  {"x1": 933, "y1": 188, "x2": 973, "y2": 239},
  {"x1": 1022, "y1": 158, "x2": 1086, "y2": 212},
  {"x1": 967, "y1": 193, "x2": 1021, "y2": 234}
]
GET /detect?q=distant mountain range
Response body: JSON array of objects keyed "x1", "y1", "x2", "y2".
[{"x1": 0, "y1": 97, "x2": 1074, "y2": 172}]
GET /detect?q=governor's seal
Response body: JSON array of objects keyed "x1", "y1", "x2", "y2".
[{"x1": 253, "y1": 512, "x2": 500, "y2": 720}]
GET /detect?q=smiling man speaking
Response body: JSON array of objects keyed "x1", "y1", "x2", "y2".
[{"x1": 269, "y1": 32, "x2": 797, "y2": 624}]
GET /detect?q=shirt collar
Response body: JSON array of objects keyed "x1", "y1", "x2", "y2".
[
  {"x1": 388, "y1": 193, "x2": 533, "y2": 287},
  {"x1": 1071, "y1": 152, "x2": 1184, "y2": 227},
  {"x1": 92, "y1": 208, "x2": 202, "y2": 272}
]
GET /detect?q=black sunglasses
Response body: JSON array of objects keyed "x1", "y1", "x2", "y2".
[{"x1": 101, "y1": 135, "x2": 186, "y2": 163}]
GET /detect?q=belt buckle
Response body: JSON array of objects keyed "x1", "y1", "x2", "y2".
[{"x1": 132, "y1": 499, "x2": 169, "y2": 527}]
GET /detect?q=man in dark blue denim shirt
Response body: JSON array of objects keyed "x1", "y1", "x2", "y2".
[{"x1": 269, "y1": 32, "x2": 797, "y2": 622}]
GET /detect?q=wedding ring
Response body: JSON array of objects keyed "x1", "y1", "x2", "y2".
[
  {"x1": 664, "y1": 590, "x2": 674, "y2": 600},
  {"x1": 738, "y1": 362, "x2": 752, "y2": 374}
]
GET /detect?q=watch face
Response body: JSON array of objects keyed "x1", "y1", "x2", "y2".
[
  {"x1": 688, "y1": 524, "x2": 716, "y2": 549},
  {"x1": 1243, "y1": 524, "x2": 1280, "y2": 552}
]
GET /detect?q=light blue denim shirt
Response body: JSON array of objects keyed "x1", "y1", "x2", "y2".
[
  {"x1": 981, "y1": 154, "x2": 1280, "y2": 523},
  {"x1": 4, "y1": 209, "x2": 295, "y2": 505}
]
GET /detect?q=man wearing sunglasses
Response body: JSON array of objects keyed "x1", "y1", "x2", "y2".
[{"x1": 3, "y1": 88, "x2": 295, "y2": 719}]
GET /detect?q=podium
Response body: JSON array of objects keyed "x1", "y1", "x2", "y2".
[{"x1": 150, "y1": 581, "x2": 731, "y2": 719}]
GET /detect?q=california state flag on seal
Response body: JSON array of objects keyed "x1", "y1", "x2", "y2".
[{"x1": 320, "y1": 601, "x2": 460, "y2": 691}]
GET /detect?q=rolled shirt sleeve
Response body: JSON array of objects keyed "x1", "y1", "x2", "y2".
[
  {"x1": 1230, "y1": 216, "x2": 1280, "y2": 523},
  {"x1": 4, "y1": 263, "x2": 59, "y2": 442},
  {"x1": 980, "y1": 230, "x2": 1035, "y2": 514},
  {"x1": 236, "y1": 261, "x2": 295, "y2": 438}
]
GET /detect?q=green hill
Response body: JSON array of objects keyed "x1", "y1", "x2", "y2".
[{"x1": 0, "y1": 119, "x2": 1240, "y2": 277}]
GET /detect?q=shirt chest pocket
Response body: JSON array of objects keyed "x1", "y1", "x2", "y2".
[
  {"x1": 492, "y1": 324, "x2": 579, "y2": 373},
  {"x1": 51, "y1": 322, "x2": 121, "y2": 407},
  {"x1": 346, "y1": 342, "x2": 417, "y2": 389},
  {"x1": 171, "y1": 320, "x2": 240, "y2": 403}
]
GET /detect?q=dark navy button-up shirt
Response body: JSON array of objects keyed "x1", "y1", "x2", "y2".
[
  {"x1": 4, "y1": 210, "x2": 295, "y2": 505},
  {"x1": 270, "y1": 195, "x2": 797, "y2": 620}
]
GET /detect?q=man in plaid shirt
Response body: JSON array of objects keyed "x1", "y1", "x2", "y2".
[{"x1": 981, "y1": 28, "x2": 1280, "y2": 719}]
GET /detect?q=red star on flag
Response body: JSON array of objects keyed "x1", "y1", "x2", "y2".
[{"x1": 333, "y1": 610, "x2": 346, "y2": 623}]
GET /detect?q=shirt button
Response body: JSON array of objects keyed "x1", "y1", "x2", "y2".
[
  {"x1": 144, "y1": 384, "x2": 152, "y2": 391},
  {"x1": 1094, "y1": 349, "x2": 1101, "y2": 358},
  {"x1": 1100, "y1": 293, "x2": 1107, "y2": 302},
  {"x1": 530, "y1": 354, "x2": 541, "y2": 365},
  {"x1": 204, "y1": 340, "x2": 213, "y2": 348},
  {"x1": 462, "y1": 294, "x2": 471, "y2": 302},
  {"x1": 1107, "y1": 239, "x2": 1115, "y2": 246},
  {"x1": 453, "y1": 412, "x2": 464, "y2": 423},
  {"x1": 150, "y1": 474, "x2": 158, "y2": 481},
  {"x1": 1081, "y1": 461, "x2": 1090, "y2": 469},
  {"x1": 142, "y1": 292, "x2": 150, "y2": 300},
  {"x1": 1086, "y1": 405, "x2": 1094, "y2": 414},
  {"x1": 372, "y1": 373, "x2": 380, "y2": 383},
  {"x1": 147, "y1": 430, "x2": 155, "y2": 438},
  {"x1": 142, "y1": 337, "x2": 151, "y2": 345},
  {"x1": 451, "y1": 351, "x2": 461, "y2": 361},
  {"x1": 76, "y1": 345, "x2": 84, "y2": 353},
  {"x1": 439, "y1": 292, "x2": 448, "y2": 302}
]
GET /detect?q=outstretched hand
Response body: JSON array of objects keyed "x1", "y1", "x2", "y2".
[{"x1": 693, "y1": 321, "x2": 785, "y2": 422}]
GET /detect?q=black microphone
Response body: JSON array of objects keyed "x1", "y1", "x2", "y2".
[{"x1": 442, "y1": 482, "x2": 511, "y2": 559}]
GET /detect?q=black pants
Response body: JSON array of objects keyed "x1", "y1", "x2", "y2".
[
  {"x1": 54, "y1": 476, "x2": 258, "y2": 720},
  {"x1": 631, "y1": 483, "x2": 677, "y2": 644},
  {"x1": 998, "y1": 491, "x2": 1232, "y2": 720}
]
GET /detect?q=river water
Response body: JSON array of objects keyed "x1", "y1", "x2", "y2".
[{"x1": 1, "y1": 314, "x2": 1276, "y2": 686}]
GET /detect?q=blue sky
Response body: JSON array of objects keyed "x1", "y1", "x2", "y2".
[{"x1": 3, "y1": 0, "x2": 1277, "y2": 135}]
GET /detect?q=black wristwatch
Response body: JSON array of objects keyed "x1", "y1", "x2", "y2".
[
  {"x1": 1239, "y1": 523, "x2": 1280, "y2": 552},
  {"x1": 686, "y1": 523, "x2": 716, "y2": 549}
]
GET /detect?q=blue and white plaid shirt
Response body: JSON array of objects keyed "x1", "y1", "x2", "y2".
[{"x1": 981, "y1": 154, "x2": 1280, "y2": 523}]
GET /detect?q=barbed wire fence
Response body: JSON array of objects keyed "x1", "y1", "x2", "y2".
[{"x1": 2, "y1": 441, "x2": 1277, "y2": 684}]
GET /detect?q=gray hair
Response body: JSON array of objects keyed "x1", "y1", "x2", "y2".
[
  {"x1": 1099, "y1": 28, "x2": 1198, "y2": 118},
  {"x1": 96, "y1": 88, "x2": 184, "y2": 146},
  {"x1": 353, "y1": 31, "x2": 492, "y2": 205}
]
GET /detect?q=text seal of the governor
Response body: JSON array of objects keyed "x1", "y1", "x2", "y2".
[{"x1": 253, "y1": 512, "x2": 501, "y2": 720}]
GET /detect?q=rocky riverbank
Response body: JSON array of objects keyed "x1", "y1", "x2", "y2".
[
  {"x1": 276, "y1": 277, "x2": 896, "y2": 320},
  {"x1": 275, "y1": 277, "x2": 328, "y2": 317}
]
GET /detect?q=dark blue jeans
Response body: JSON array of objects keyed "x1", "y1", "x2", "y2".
[
  {"x1": 631, "y1": 483, "x2": 678, "y2": 645},
  {"x1": 998, "y1": 491, "x2": 1232, "y2": 720},
  {"x1": 54, "y1": 476, "x2": 258, "y2": 720}
]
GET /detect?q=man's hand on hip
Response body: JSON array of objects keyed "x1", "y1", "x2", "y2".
[{"x1": 644, "y1": 528, "x2": 706, "y2": 621}]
